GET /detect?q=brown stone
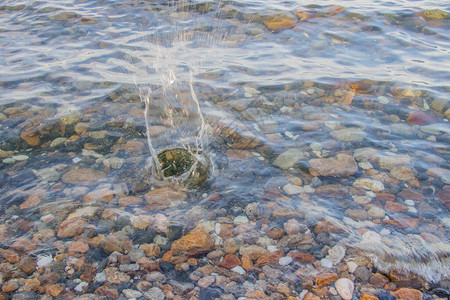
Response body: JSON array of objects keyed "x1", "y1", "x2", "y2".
[
  {"x1": 375, "y1": 192, "x2": 396, "y2": 202},
  {"x1": 385, "y1": 201, "x2": 408, "y2": 213},
  {"x1": 2, "y1": 280, "x2": 20, "y2": 293},
  {"x1": 11, "y1": 237, "x2": 37, "y2": 252},
  {"x1": 314, "y1": 221, "x2": 345, "y2": 234},
  {"x1": 118, "y1": 196, "x2": 143, "y2": 206},
  {"x1": 400, "y1": 189, "x2": 425, "y2": 201},
  {"x1": 255, "y1": 250, "x2": 284, "y2": 267},
  {"x1": 68, "y1": 241, "x2": 89, "y2": 253},
  {"x1": 263, "y1": 14, "x2": 298, "y2": 31},
  {"x1": 57, "y1": 217, "x2": 88, "y2": 238},
  {"x1": 83, "y1": 188, "x2": 114, "y2": 203},
  {"x1": 23, "y1": 278, "x2": 40, "y2": 291},
  {"x1": 19, "y1": 256, "x2": 36, "y2": 275},
  {"x1": 62, "y1": 168, "x2": 105, "y2": 186},
  {"x1": 245, "y1": 290, "x2": 269, "y2": 299},
  {"x1": 104, "y1": 267, "x2": 131, "y2": 284},
  {"x1": 95, "y1": 285, "x2": 119, "y2": 298},
  {"x1": 315, "y1": 273, "x2": 338, "y2": 286},
  {"x1": 0, "y1": 249, "x2": 20, "y2": 263},
  {"x1": 309, "y1": 154, "x2": 358, "y2": 177},
  {"x1": 241, "y1": 254, "x2": 253, "y2": 270},
  {"x1": 426, "y1": 168, "x2": 450, "y2": 182},
  {"x1": 390, "y1": 166, "x2": 415, "y2": 181},
  {"x1": 239, "y1": 245, "x2": 268, "y2": 260},
  {"x1": 221, "y1": 254, "x2": 241, "y2": 269},
  {"x1": 288, "y1": 251, "x2": 316, "y2": 264},
  {"x1": 140, "y1": 243, "x2": 161, "y2": 257},
  {"x1": 20, "y1": 190, "x2": 45, "y2": 209},
  {"x1": 267, "y1": 227, "x2": 284, "y2": 239},
  {"x1": 45, "y1": 284, "x2": 65, "y2": 297},
  {"x1": 102, "y1": 234, "x2": 132, "y2": 253},
  {"x1": 170, "y1": 226, "x2": 214, "y2": 253},
  {"x1": 21, "y1": 128, "x2": 41, "y2": 146},
  {"x1": 304, "y1": 292, "x2": 320, "y2": 300},
  {"x1": 360, "y1": 293, "x2": 379, "y2": 300},
  {"x1": 369, "y1": 273, "x2": 389, "y2": 288},
  {"x1": 120, "y1": 139, "x2": 145, "y2": 152},
  {"x1": 437, "y1": 186, "x2": 450, "y2": 209},
  {"x1": 390, "y1": 288, "x2": 422, "y2": 300},
  {"x1": 315, "y1": 184, "x2": 349, "y2": 197},
  {"x1": 39, "y1": 272, "x2": 60, "y2": 285},
  {"x1": 144, "y1": 187, "x2": 187, "y2": 209}
]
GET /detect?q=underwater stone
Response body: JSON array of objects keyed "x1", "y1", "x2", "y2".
[{"x1": 273, "y1": 148, "x2": 307, "y2": 170}]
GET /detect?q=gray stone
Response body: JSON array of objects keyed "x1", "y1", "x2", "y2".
[
  {"x1": 144, "y1": 287, "x2": 165, "y2": 300},
  {"x1": 273, "y1": 148, "x2": 307, "y2": 169},
  {"x1": 331, "y1": 128, "x2": 366, "y2": 142}
]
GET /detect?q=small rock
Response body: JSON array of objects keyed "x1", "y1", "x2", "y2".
[
  {"x1": 123, "y1": 289, "x2": 143, "y2": 299},
  {"x1": 331, "y1": 128, "x2": 366, "y2": 142},
  {"x1": 57, "y1": 218, "x2": 88, "y2": 238},
  {"x1": 353, "y1": 178, "x2": 385, "y2": 192},
  {"x1": 335, "y1": 278, "x2": 354, "y2": 300},
  {"x1": 309, "y1": 154, "x2": 358, "y2": 177},
  {"x1": 231, "y1": 265, "x2": 246, "y2": 275},
  {"x1": 62, "y1": 168, "x2": 105, "y2": 186},
  {"x1": 390, "y1": 287, "x2": 423, "y2": 300},
  {"x1": 279, "y1": 256, "x2": 293, "y2": 266},
  {"x1": 144, "y1": 187, "x2": 187, "y2": 209},
  {"x1": 198, "y1": 275, "x2": 215, "y2": 288},
  {"x1": 221, "y1": 254, "x2": 241, "y2": 269},
  {"x1": 239, "y1": 245, "x2": 267, "y2": 260},
  {"x1": 273, "y1": 148, "x2": 307, "y2": 169},
  {"x1": 316, "y1": 273, "x2": 338, "y2": 286},
  {"x1": 68, "y1": 241, "x2": 89, "y2": 253},
  {"x1": 2, "y1": 279, "x2": 20, "y2": 293},
  {"x1": 145, "y1": 287, "x2": 165, "y2": 300},
  {"x1": 170, "y1": 226, "x2": 214, "y2": 253},
  {"x1": 328, "y1": 245, "x2": 345, "y2": 265}
]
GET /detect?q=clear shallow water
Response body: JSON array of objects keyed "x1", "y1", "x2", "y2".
[{"x1": 0, "y1": 0, "x2": 449, "y2": 298}]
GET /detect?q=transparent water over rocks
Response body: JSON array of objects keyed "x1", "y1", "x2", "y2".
[{"x1": 0, "y1": 0, "x2": 449, "y2": 298}]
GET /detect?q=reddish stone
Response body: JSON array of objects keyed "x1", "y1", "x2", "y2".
[
  {"x1": 315, "y1": 273, "x2": 338, "y2": 286},
  {"x1": 400, "y1": 189, "x2": 424, "y2": 201},
  {"x1": 255, "y1": 250, "x2": 283, "y2": 267},
  {"x1": 144, "y1": 187, "x2": 187, "y2": 209},
  {"x1": 241, "y1": 255, "x2": 253, "y2": 270},
  {"x1": 375, "y1": 192, "x2": 396, "y2": 202},
  {"x1": 314, "y1": 221, "x2": 345, "y2": 234},
  {"x1": 390, "y1": 288, "x2": 422, "y2": 300},
  {"x1": 288, "y1": 250, "x2": 316, "y2": 264},
  {"x1": 406, "y1": 111, "x2": 437, "y2": 125},
  {"x1": 23, "y1": 278, "x2": 40, "y2": 291},
  {"x1": 385, "y1": 201, "x2": 408, "y2": 212},
  {"x1": 137, "y1": 257, "x2": 160, "y2": 272},
  {"x1": 420, "y1": 232, "x2": 440, "y2": 243},
  {"x1": 383, "y1": 219, "x2": 407, "y2": 229},
  {"x1": 245, "y1": 290, "x2": 269, "y2": 299},
  {"x1": 369, "y1": 273, "x2": 389, "y2": 288},
  {"x1": 304, "y1": 292, "x2": 320, "y2": 300},
  {"x1": 21, "y1": 128, "x2": 41, "y2": 146},
  {"x1": 437, "y1": 186, "x2": 450, "y2": 209},
  {"x1": 221, "y1": 254, "x2": 241, "y2": 269},
  {"x1": 68, "y1": 241, "x2": 89, "y2": 253},
  {"x1": 267, "y1": 227, "x2": 284, "y2": 239}
]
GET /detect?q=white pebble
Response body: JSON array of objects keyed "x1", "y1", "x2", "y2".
[
  {"x1": 335, "y1": 278, "x2": 354, "y2": 300},
  {"x1": 37, "y1": 254, "x2": 53, "y2": 268},
  {"x1": 405, "y1": 199, "x2": 415, "y2": 206},
  {"x1": 2, "y1": 158, "x2": 15, "y2": 164},
  {"x1": 408, "y1": 207, "x2": 418, "y2": 213},
  {"x1": 12, "y1": 155, "x2": 29, "y2": 161},
  {"x1": 267, "y1": 245, "x2": 278, "y2": 252},
  {"x1": 74, "y1": 282, "x2": 89, "y2": 292},
  {"x1": 231, "y1": 266, "x2": 246, "y2": 275},
  {"x1": 279, "y1": 256, "x2": 293, "y2": 266},
  {"x1": 321, "y1": 258, "x2": 333, "y2": 268},
  {"x1": 233, "y1": 215, "x2": 249, "y2": 225},
  {"x1": 380, "y1": 228, "x2": 391, "y2": 235},
  {"x1": 347, "y1": 261, "x2": 358, "y2": 273},
  {"x1": 95, "y1": 272, "x2": 106, "y2": 282}
]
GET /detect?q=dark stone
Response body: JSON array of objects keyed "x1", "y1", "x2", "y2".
[
  {"x1": 86, "y1": 248, "x2": 107, "y2": 263},
  {"x1": 113, "y1": 215, "x2": 131, "y2": 231},
  {"x1": 199, "y1": 287, "x2": 223, "y2": 300},
  {"x1": 385, "y1": 183, "x2": 401, "y2": 194},
  {"x1": 87, "y1": 282, "x2": 103, "y2": 293},
  {"x1": 376, "y1": 291, "x2": 396, "y2": 300},
  {"x1": 159, "y1": 262, "x2": 175, "y2": 272},
  {"x1": 118, "y1": 281, "x2": 133, "y2": 293},
  {"x1": 131, "y1": 229, "x2": 157, "y2": 244},
  {"x1": 11, "y1": 291, "x2": 39, "y2": 300},
  {"x1": 167, "y1": 225, "x2": 183, "y2": 241},
  {"x1": 432, "y1": 288, "x2": 449, "y2": 298},
  {"x1": 9, "y1": 169, "x2": 37, "y2": 186}
]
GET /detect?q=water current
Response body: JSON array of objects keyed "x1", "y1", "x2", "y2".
[{"x1": 0, "y1": 0, "x2": 449, "y2": 299}]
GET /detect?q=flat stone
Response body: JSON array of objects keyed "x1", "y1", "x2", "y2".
[
  {"x1": 239, "y1": 245, "x2": 268, "y2": 260},
  {"x1": 123, "y1": 289, "x2": 143, "y2": 299},
  {"x1": 315, "y1": 273, "x2": 338, "y2": 286},
  {"x1": 102, "y1": 235, "x2": 132, "y2": 253},
  {"x1": 2, "y1": 279, "x2": 20, "y2": 293},
  {"x1": 331, "y1": 128, "x2": 366, "y2": 142},
  {"x1": 309, "y1": 154, "x2": 358, "y2": 177},
  {"x1": 221, "y1": 254, "x2": 241, "y2": 269},
  {"x1": 119, "y1": 196, "x2": 143, "y2": 206},
  {"x1": 390, "y1": 166, "x2": 415, "y2": 181},
  {"x1": 273, "y1": 148, "x2": 307, "y2": 169},
  {"x1": 390, "y1": 288, "x2": 422, "y2": 300},
  {"x1": 145, "y1": 287, "x2": 165, "y2": 300},
  {"x1": 353, "y1": 178, "x2": 384, "y2": 192},
  {"x1": 144, "y1": 187, "x2": 187, "y2": 209},
  {"x1": 62, "y1": 168, "x2": 105, "y2": 186},
  {"x1": 378, "y1": 155, "x2": 411, "y2": 170},
  {"x1": 68, "y1": 241, "x2": 89, "y2": 253}
]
